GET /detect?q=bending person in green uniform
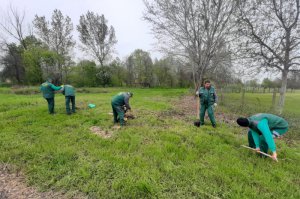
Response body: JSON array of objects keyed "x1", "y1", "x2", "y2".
[
  {"x1": 196, "y1": 80, "x2": 218, "y2": 127},
  {"x1": 237, "y1": 113, "x2": 289, "y2": 161},
  {"x1": 111, "y1": 92, "x2": 133, "y2": 126},
  {"x1": 40, "y1": 78, "x2": 62, "y2": 114},
  {"x1": 61, "y1": 84, "x2": 76, "y2": 115}
]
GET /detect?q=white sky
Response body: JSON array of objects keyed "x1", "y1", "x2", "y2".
[{"x1": 0, "y1": 0, "x2": 161, "y2": 62}]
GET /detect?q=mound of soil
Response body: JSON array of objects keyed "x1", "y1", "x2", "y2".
[{"x1": 89, "y1": 126, "x2": 113, "y2": 138}]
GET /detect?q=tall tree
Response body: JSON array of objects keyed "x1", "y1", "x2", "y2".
[
  {"x1": 143, "y1": 0, "x2": 237, "y2": 88},
  {"x1": 236, "y1": 0, "x2": 300, "y2": 113},
  {"x1": 0, "y1": 5, "x2": 29, "y2": 49},
  {"x1": 77, "y1": 11, "x2": 117, "y2": 66},
  {"x1": 33, "y1": 9, "x2": 75, "y2": 83}
]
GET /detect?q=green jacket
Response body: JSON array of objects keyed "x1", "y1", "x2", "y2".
[
  {"x1": 40, "y1": 81, "x2": 61, "y2": 98},
  {"x1": 198, "y1": 86, "x2": 217, "y2": 105},
  {"x1": 62, "y1": 85, "x2": 75, "y2": 96},
  {"x1": 111, "y1": 92, "x2": 131, "y2": 109},
  {"x1": 248, "y1": 113, "x2": 288, "y2": 152}
]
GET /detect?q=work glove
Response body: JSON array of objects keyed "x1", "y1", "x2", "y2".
[
  {"x1": 195, "y1": 91, "x2": 199, "y2": 96},
  {"x1": 214, "y1": 103, "x2": 217, "y2": 107}
]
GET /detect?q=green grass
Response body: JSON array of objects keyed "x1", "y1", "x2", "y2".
[
  {"x1": 0, "y1": 88, "x2": 299, "y2": 198},
  {"x1": 220, "y1": 91, "x2": 300, "y2": 115}
]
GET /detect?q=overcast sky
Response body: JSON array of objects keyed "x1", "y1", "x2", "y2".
[{"x1": 0, "y1": 0, "x2": 161, "y2": 61}]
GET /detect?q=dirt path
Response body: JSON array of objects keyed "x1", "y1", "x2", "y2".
[
  {"x1": 174, "y1": 95, "x2": 238, "y2": 124},
  {"x1": 0, "y1": 164, "x2": 85, "y2": 199}
]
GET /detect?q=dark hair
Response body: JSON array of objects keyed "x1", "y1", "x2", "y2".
[
  {"x1": 237, "y1": 117, "x2": 250, "y2": 127},
  {"x1": 204, "y1": 80, "x2": 210, "y2": 84}
]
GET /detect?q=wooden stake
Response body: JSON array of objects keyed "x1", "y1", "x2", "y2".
[{"x1": 196, "y1": 97, "x2": 200, "y2": 119}]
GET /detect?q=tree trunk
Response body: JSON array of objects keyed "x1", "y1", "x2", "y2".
[{"x1": 278, "y1": 70, "x2": 288, "y2": 114}]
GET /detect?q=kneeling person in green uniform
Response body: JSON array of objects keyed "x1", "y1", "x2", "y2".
[
  {"x1": 40, "y1": 78, "x2": 62, "y2": 114},
  {"x1": 196, "y1": 80, "x2": 218, "y2": 127},
  {"x1": 111, "y1": 92, "x2": 133, "y2": 126},
  {"x1": 237, "y1": 113, "x2": 288, "y2": 161},
  {"x1": 61, "y1": 85, "x2": 76, "y2": 115}
]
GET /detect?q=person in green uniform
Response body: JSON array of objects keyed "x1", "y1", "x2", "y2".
[
  {"x1": 40, "y1": 78, "x2": 62, "y2": 114},
  {"x1": 196, "y1": 80, "x2": 218, "y2": 127},
  {"x1": 61, "y1": 85, "x2": 76, "y2": 115},
  {"x1": 237, "y1": 113, "x2": 289, "y2": 161},
  {"x1": 111, "y1": 92, "x2": 133, "y2": 126}
]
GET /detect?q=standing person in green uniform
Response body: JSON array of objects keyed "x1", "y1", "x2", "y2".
[
  {"x1": 237, "y1": 113, "x2": 289, "y2": 161},
  {"x1": 196, "y1": 80, "x2": 218, "y2": 127},
  {"x1": 40, "y1": 78, "x2": 62, "y2": 114},
  {"x1": 61, "y1": 84, "x2": 76, "y2": 115},
  {"x1": 111, "y1": 92, "x2": 133, "y2": 126}
]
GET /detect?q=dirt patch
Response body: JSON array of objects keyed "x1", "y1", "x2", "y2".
[
  {"x1": 174, "y1": 95, "x2": 198, "y2": 119},
  {"x1": 0, "y1": 164, "x2": 85, "y2": 199},
  {"x1": 89, "y1": 126, "x2": 113, "y2": 138},
  {"x1": 174, "y1": 95, "x2": 238, "y2": 124}
]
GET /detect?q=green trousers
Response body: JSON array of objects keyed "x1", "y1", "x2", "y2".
[
  {"x1": 248, "y1": 128, "x2": 288, "y2": 153},
  {"x1": 45, "y1": 98, "x2": 54, "y2": 114},
  {"x1": 248, "y1": 131, "x2": 268, "y2": 153},
  {"x1": 111, "y1": 103, "x2": 125, "y2": 126},
  {"x1": 200, "y1": 104, "x2": 216, "y2": 126},
  {"x1": 65, "y1": 96, "x2": 75, "y2": 114}
]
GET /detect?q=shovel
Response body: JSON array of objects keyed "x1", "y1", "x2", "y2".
[{"x1": 194, "y1": 95, "x2": 201, "y2": 127}]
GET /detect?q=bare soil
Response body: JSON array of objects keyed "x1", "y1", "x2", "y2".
[
  {"x1": 0, "y1": 164, "x2": 85, "y2": 199},
  {"x1": 173, "y1": 95, "x2": 238, "y2": 124},
  {"x1": 89, "y1": 126, "x2": 113, "y2": 138}
]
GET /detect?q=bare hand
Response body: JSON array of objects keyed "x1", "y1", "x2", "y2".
[{"x1": 271, "y1": 152, "x2": 278, "y2": 161}]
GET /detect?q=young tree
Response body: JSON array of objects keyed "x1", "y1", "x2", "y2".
[
  {"x1": 236, "y1": 0, "x2": 300, "y2": 113},
  {"x1": 77, "y1": 11, "x2": 117, "y2": 66},
  {"x1": 143, "y1": 0, "x2": 237, "y2": 89},
  {"x1": 33, "y1": 9, "x2": 75, "y2": 83}
]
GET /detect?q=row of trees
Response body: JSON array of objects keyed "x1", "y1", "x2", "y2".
[
  {"x1": 0, "y1": 8, "x2": 118, "y2": 85},
  {"x1": 244, "y1": 75, "x2": 300, "y2": 91},
  {"x1": 68, "y1": 52, "x2": 194, "y2": 88},
  {"x1": 0, "y1": 7, "x2": 236, "y2": 88},
  {"x1": 1, "y1": 1, "x2": 300, "y2": 111}
]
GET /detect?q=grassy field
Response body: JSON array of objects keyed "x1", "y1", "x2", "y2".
[{"x1": 0, "y1": 87, "x2": 299, "y2": 198}]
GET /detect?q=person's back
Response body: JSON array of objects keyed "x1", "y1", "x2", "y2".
[
  {"x1": 40, "y1": 81, "x2": 55, "y2": 98},
  {"x1": 112, "y1": 92, "x2": 126, "y2": 106},
  {"x1": 63, "y1": 85, "x2": 75, "y2": 96},
  {"x1": 249, "y1": 113, "x2": 288, "y2": 131}
]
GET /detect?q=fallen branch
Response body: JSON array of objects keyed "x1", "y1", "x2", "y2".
[{"x1": 241, "y1": 145, "x2": 278, "y2": 162}]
